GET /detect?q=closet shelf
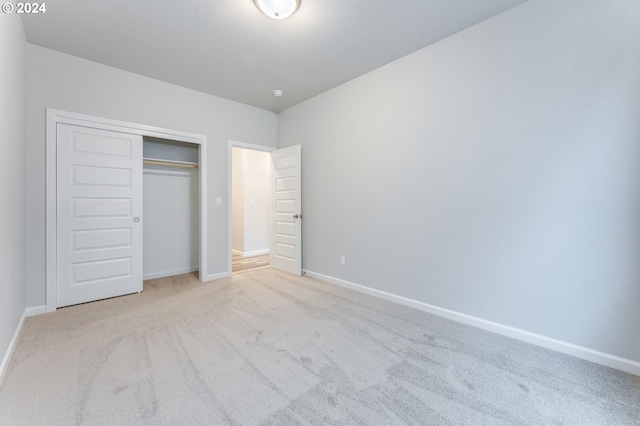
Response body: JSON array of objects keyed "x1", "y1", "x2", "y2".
[{"x1": 143, "y1": 157, "x2": 199, "y2": 169}]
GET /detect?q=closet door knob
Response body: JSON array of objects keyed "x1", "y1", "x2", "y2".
[{"x1": 133, "y1": 217, "x2": 140, "y2": 223}]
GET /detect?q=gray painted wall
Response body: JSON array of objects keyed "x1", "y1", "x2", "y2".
[
  {"x1": 278, "y1": 0, "x2": 640, "y2": 362},
  {"x1": 0, "y1": 15, "x2": 26, "y2": 363},
  {"x1": 25, "y1": 45, "x2": 277, "y2": 307}
]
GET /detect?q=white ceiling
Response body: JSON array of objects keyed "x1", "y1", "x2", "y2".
[{"x1": 21, "y1": 0, "x2": 529, "y2": 112}]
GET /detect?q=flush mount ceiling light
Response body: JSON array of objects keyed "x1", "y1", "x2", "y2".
[{"x1": 253, "y1": 0, "x2": 301, "y2": 19}]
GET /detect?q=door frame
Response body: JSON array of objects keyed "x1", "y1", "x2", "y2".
[
  {"x1": 227, "y1": 140, "x2": 275, "y2": 274},
  {"x1": 45, "y1": 109, "x2": 208, "y2": 312}
]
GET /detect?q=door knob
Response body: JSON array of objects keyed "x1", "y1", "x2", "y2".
[
  {"x1": 293, "y1": 214, "x2": 301, "y2": 219},
  {"x1": 133, "y1": 217, "x2": 140, "y2": 223}
]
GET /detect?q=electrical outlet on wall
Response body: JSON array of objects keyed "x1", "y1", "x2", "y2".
[{"x1": 340, "y1": 256, "x2": 346, "y2": 265}]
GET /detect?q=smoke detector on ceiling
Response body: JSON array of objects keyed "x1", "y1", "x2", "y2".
[{"x1": 273, "y1": 89, "x2": 284, "y2": 97}]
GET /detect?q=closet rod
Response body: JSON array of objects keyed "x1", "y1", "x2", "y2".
[{"x1": 143, "y1": 158, "x2": 199, "y2": 169}]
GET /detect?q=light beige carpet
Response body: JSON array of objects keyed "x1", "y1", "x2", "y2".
[{"x1": 0, "y1": 269, "x2": 638, "y2": 425}]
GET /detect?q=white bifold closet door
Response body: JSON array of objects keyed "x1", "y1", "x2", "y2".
[{"x1": 56, "y1": 123, "x2": 143, "y2": 308}]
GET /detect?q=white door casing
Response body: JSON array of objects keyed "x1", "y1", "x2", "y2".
[
  {"x1": 270, "y1": 145, "x2": 302, "y2": 275},
  {"x1": 56, "y1": 124, "x2": 143, "y2": 307}
]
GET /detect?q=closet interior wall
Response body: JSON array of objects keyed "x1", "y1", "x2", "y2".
[{"x1": 142, "y1": 137, "x2": 199, "y2": 280}]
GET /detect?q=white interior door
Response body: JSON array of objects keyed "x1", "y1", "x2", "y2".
[
  {"x1": 56, "y1": 123, "x2": 143, "y2": 307},
  {"x1": 270, "y1": 145, "x2": 302, "y2": 275}
]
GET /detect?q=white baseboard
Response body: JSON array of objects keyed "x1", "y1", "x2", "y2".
[
  {"x1": 203, "y1": 271, "x2": 232, "y2": 282},
  {"x1": 25, "y1": 305, "x2": 46, "y2": 317},
  {"x1": 303, "y1": 270, "x2": 640, "y2": 377},
  {"x1": 0, "y1": 310, "x2": 27, "y2": 386},
  {"x1": 143, "y1": 266, "x2": 199, "y2": 280},
  {"x1": 232, "y1": 249, "x2": 270, "y2": 257}
]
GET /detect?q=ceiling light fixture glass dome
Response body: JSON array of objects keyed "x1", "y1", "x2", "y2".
[{"x1": 253, "y1": 0, "x2": 301, "y2": 19}]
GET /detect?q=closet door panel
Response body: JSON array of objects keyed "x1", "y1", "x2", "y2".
[{"x1": 56, "y1": 124, "x2": 143, "y2": 308}]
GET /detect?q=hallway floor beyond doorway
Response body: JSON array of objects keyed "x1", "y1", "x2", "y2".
[{"x1": 232, "y1": 253, "x2": 270, "y2": 274}]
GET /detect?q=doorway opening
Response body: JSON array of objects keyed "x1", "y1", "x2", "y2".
[
  {"x1": 227, "y1": 141, "x2": 302, "y2": 276},
  {"x1": 231, "y1": 146, "x2": 272, "y2": 274}
]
